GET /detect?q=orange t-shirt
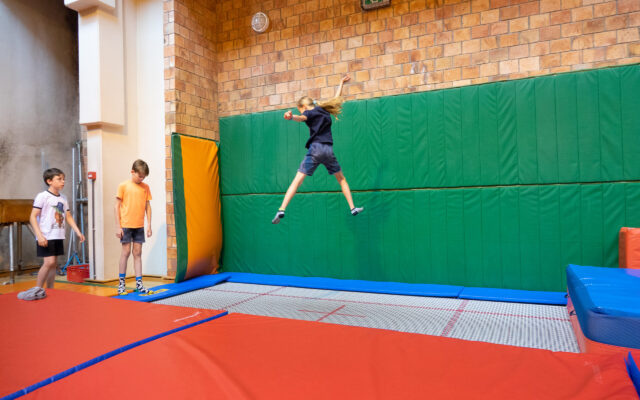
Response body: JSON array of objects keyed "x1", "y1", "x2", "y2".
[{"x1": 117, "y1": 180, "x2": 152, "y2": 228}]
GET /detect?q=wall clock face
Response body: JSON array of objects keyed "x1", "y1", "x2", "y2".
[{"x1": 251, "y1": 12, "x2": 269, "y2": 33}]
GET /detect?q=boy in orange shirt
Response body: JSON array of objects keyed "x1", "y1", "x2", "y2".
[{"x1": 115, "y1": 160, "x2": 152, "y2": 295}]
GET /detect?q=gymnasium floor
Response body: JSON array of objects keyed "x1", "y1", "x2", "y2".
[{"x1": 156, "y1": 281, "x2": 580, "y2": 352}]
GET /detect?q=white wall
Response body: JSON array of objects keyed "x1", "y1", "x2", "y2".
[
  {"x1": 77, "y1": 0, "x2": 166, "y2": 279},
  {"x1": 0, "y1": 0, "x2": 81, "y2": 270}
]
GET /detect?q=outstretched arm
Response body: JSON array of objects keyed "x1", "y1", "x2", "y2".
[
  {"x1": 284, "y1": 110, "x2": 307, "y2": 122},
  {"x1": 334, "y1": 74, "x2": 350, "y2": 98}
]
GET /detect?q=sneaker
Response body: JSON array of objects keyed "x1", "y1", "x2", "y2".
[
  {"x1": 272, "y1": 210, "x2": 285, "y2": 224},
  {"x1": 136, "y1": 286, "x2": 151, "y2": 294},
  {"x1": 351, "y1": 207, "x2": 364, "y2": 216},
  {"x1": 18, "y1": 287, "x2": 46, "y2": 301},
  {"x1": 17, "y1": 286, "x2": 39, "y2": 300}
]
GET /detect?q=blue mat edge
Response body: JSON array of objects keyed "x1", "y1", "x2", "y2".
[
  {"x1": 114, "y1": 273, "x2": 232, "y2": 302},
  {"x1": 459, "y1": 287, "x2": 567, "y2": 305},
  {"x1": 1, "y1": 311, "x2": 229, "y2": 400},
  {"x1": 626, "y1": 353, "x2": 640, "y2": 398}
]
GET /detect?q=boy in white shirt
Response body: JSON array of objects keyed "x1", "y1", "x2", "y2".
[{"x1": 17, "y1": 168, "x2": 85, "y2": 300}]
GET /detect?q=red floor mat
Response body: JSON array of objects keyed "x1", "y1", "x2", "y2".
[
  {"x1": 24, "y1": 313, "x2": 638, "y2": 399},
  {"x1": 0, "y1": 289, "x2": 223, "y2": 398}
]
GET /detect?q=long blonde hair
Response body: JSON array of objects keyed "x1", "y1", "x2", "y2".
[{"x1": 297, "y1": 96, "x2": 345, "y2": 119}]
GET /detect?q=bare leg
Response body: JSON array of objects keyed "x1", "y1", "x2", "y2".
[
  {"x1": 119, "y1": 243, "x2": 131, "y2": 275},
  {"x1": 273, "y1": 172, "x2": 307, "y2": 224},
  {"x1": 36, "y1": 257, "x2": 56, "y2": 288},
  {"x1": 46, "y1": 263, "x2": 57, "y2": 288},
  {"x1": 280, "y1": 171, "x2": 307, "y2": 210},
  {"x1": 132, "y1": 243, "x2": 143, "y2": 277},
  {"x1": 334, "y1": 171, "x2": 355, "y2": 209}
]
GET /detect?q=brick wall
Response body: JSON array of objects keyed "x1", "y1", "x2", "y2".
[
  {"x1": 164, "y1": 0, "x2": 217, "y2": 277},
  {"x1": 164, "y1": 0, "x2": 639, "y2": 277}
]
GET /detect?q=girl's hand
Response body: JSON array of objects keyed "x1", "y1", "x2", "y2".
[
  {"x1": 147, "y1": 227, "x2": 153, "y2": 237},
  {"x1": 76, "y1": 232, "x2": 86, "y2": 243},
  {"x1": 341, "y1": 74, "x2": 351, "y2": 83},
  {"x1": 116, "y1": 228, "x2": 123, "y2": 239},
  {"x1": 284, "y1": 110, "x2": 293, "y2": 120}
]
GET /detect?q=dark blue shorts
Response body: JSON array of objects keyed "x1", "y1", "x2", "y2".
[
  {"x1": 121, "y1": 227, "x2": 145, "y2": 244},
  {"x1": 298, "y1": 142, "x2": 342, "y2": 176},
  {"x1": 36, "y1": 239, "x2": 64, "y2": 257}
]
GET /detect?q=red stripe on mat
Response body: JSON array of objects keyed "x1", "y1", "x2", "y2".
[
  {"x1": 23, "y1": 313, "x2": 638, "y2": 400},
  {"x1": 0, "y1": 289, "x2": 223, "y2": 398}
]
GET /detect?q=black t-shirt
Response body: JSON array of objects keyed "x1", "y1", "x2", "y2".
[{"x1": 302, "y1": 107, "x2": 333, "y2": 149}]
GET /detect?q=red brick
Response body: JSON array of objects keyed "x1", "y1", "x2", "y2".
[
  {"x1": 499, "y1": 59, "x2": 519, "y2": 73},
  {"x1": 453, "y1": 54, "x2": 471, "y2": 67},
  {"x1": 619, "y1": 0, "x2": 640, "y2": 13},
  {"x1": 583, "y1": 19, "x2": 605, "y2": 34},
  {"x1": 520, "y1": 2, "x2": 540, "y2": 16},
  {"x1": 462, "y1": 66, "x2": 480, "y2": 78},
  {"x1": 481, "y1": 36, "x2": 499, "y2": 49},
  {"x1": 531, "y1": 42, "x2": 550, "y2": 55},
  {"x1": 540, "y1": 26, "x2": 561, "y2": 40},
  {"x1": 605, "y1": 16, "x2": 628, "y2": 31},
  {"x1": 444, "y1": 68, "x2": 462, "y2": 81},
  {"x1": 631, "y1": 12, "x2": 640, "y2": 27},
  {"x1": 462, "y1": 14, "x2": 481, "y2": 27},
  {"x1": 606, "y1": 44, "x2": 627, "y2": 59},
  {"x1": 481, "y1": 9, "x2": 500, "y2": 24},
  {"x1": 530, "y1": 14, "x2": 550, "y2": 28},
  {"x1": 540, "y1": 0, "x2": 562, "y2": 13},
  {"x1": 572, "y1": 35, "x2": 594, "y2": 49},
  {"x1": 630, "y1": 43, "x2": 640, "y2": 56},
  {"x1": 541, "y1": 53, "x2": 561, "y2": 67},
  {"x1": 550, "y1": 10, "x2": 572, "y2": 25},
  {"x1": 499, "y1": 33, "x2": 519, "y2": 46},
  {"x1": 594, "y1": 31, "x2": 617, "y2": 46},
  {"x1": 572, "y1": 6, "x2": 594, "y2": 22},
  {"x1": 583, "y1": 47, "x2": 606, "y2": 62},
  {"x1": 480, "y1": 62, "x2": 499, "y2": 76},
  {"x1": 561, "y1": 0, "x2": 581, "y2": 10},
  {"x1": 453, "y1": 28, "x2": 472, "y2": 42},
  {"x1": 550, "y1": 38, "x2": 572, "y2": 52},
  {"x1": 510, "y1": 17, "x2": 529, "y2": 32},
  {"x1": 444, "y1": 42, "x2": 462, "y2": 56},
  {"x1": 520, "y1": 56, "x2": 540, "y2": 71},
  {"x1": 509, "y1": 44, "x2": 530, "y2": 58},
  {"x1": 618, "y1": 28, "x2": 640, "y2": 43},
  {"x1": 463, "y1": 39, "x2": 481, "y2": 53},
  {"x1": 491, "y1": 21, "x2": 509, "y2": 35},
  {"x1": 521, "y1": 29, "x2": 540, "y2": 43},
  {"x1": 561, "y1": 50, "x2": 581, "y2": 65},
  {"x1": 472, "y1": 25, "x2": 490, "y2": 38},
  {"x1": 594, "y1": 2, "x2": 616, "y2": 17},
  {"x1": 500, "y1": 6, "x2": 520, "y2": 20},
  {"x1": 562, "y1": 22, "x2": 583, "y2": 37}
]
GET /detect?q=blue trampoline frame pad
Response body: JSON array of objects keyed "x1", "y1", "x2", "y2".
[
  {"x1": 117, "y1": 272, "x2": 567, "y2": 305},
  {"x1": 567, "y1": 264, "x2": 640, "y2": 349}
]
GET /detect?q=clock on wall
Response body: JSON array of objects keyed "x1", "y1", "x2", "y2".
[
  {"x1": 251, "y1": 12, "x2": 269, "y2": 33},
  {"x1": 361, "y1": 0, "x2": 391, "y2": 10}
]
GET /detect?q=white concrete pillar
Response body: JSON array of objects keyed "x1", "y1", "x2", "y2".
[{"x1": 67, "y1": 0, "x2": 166, "y2": 280}]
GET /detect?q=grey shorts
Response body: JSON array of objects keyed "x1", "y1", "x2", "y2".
[
  {"x1": 298, "y1": 142, "x2": 342, "y2": 176},
  {"x1": 121, "y1": 227, "x2": 145, "y2": 244}
]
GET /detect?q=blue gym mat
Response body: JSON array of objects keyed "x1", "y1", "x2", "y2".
[{"x1": 567, "y1": 264, "x2": 640, "y2": 349}]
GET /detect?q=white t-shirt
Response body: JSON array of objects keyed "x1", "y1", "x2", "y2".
[{"x1": 33, "y1": 190, "x2": 70, "y2": 240}]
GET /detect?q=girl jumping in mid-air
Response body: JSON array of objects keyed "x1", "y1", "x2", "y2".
[{"x1": 272, "y1": 74, "x2": 364, "y2": 224}]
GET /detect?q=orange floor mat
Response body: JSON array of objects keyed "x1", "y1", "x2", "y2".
[
  {"x1": 23, "y1": 313, "x2": 638, "y2": 400},
  {"x1": 0, "y1": 290, "x2": 223, "y2": 398}
]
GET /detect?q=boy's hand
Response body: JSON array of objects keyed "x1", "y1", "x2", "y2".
[
  {"x1": 284, "y1": 110, "x2": 293, "y2": 120},
  {"x1": 76, "y1": 232, "x2": 86, "y2": 243},
  {"x1": 147, "y1": 227, "x2": 153, "y2": 237},
  {"x1": 116, "y1": 228, "x2": 123, "y2": 239},
  {"x1": 37, "y1": 236, "x2": 48, "y2": 247},
  {"x1": 341, "y1": 74, "x2": 351, "y2": 83}
]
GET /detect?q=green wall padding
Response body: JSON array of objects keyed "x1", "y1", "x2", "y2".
[
  {"x1": 220, "y1": 64, "x2": 640, "y2": 195},
  {"x1": 218, "y1": 64, "x2": 640, "y2": 291},
  {"x1": 221, "y1": 182, "x2": 640, "y2": 292}
]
